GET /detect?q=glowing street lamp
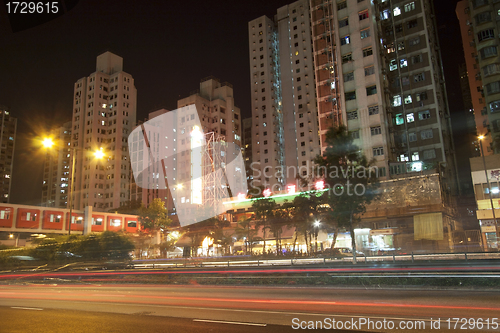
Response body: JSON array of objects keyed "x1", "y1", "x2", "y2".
[
  {"x1": 478, "y1": 135, "x2": 497, "y2": 244},
  {"x1": 94, "y1": 147, "x2": 105, "y2": 159},
  {"x1": 42, "y1": 138, "x2": 54, "y2": 149}
]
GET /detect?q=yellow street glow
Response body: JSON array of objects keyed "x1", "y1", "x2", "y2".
[
  {"x1": 478, "y1": 135, "x2": 485, "y2": 140},
  {"x1": 42, "y1": 138, "x2": 54, "y2": 148},
  {"x1": 94, "y1": 148, "x2": 105, "y2": 159}
]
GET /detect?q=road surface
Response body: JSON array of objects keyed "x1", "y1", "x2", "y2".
[{"x1": 1, "y1": 284, "x2": 500, "y2": 332}]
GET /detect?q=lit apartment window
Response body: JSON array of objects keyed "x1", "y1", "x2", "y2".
[
  {"x1": 393, "y1": 7, "x2": 401, "y2": 16},
  {"x1": 404, "y1": 95, "x2": 413, "y2": 104},
  {"x1": 404, "y1": 2, "x2": 415, "y2": 12},
  {"x1": 380, "y1": 9, "x2": 390, "y2": 20},
  {"x1": 358, "y1": 10, "x2": 368, "y2": 21},
  {"x1": 393, "y1": 95, "x2": 402, "y2": 107},
  {"x1": 400, "y1": 58, "x2": 408, "y2": 68},
  {"x1": 340, "y1": 35, "x2": 350, "y2": 45},
  {"x1": 360, "y1": 28, "x2": 370, "y2": 39},
  {"x1": 389, "y1": 59, "x2": 397, "y2": 71},
  {"x1": 419, "y1": 110, "x2": 431, "y2": 120},
  {"x1": 407, "y1": 113, "x2": 415, "y2": 123}
]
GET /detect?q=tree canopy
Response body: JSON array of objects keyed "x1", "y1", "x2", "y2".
[{"x1": 314, "y1": 126, "x2": 379, "y2": 262}]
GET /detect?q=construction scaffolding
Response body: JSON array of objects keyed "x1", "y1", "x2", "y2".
[{"x1": 202, "y1": 132, "x2": 228, "y2": 213}]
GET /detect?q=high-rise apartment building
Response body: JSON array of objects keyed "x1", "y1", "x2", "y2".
[
  {"x1": 42, "y1": 121, "x2": 72, "y2": 207},
  {"x1": 130, "y1": 77, "x2": 242, "y2": 221},
  {"x1": 250, "y1": 0, "x2": 457, "y2": 193},
  {"x1": 130, "y1": 108, "x2": 172, "y2": 209},
  {"x1": 242, "y1": 118, "x2": 254, "y2": 190},
  {"x1": 71, "y1": 52, "x2": 137, "y2": 211},
  {"x1": 310, "y1": 0, "x2": 390, "y2": 177},
  {"x1": 0, "y1": 107, "x2": 16, "y2": 203},
  {"x1": 461, "y1": 0, "x2": 500, "y2": 151},
  {"x1": 456, "y1": 0, "x2": 491, "y2": 154},
  {"x1": 374, "y1": 0, "x2": 456, "y2": 183},
  {"x1": 249, "y1": 0, "x2": 321, "y2": 192}
]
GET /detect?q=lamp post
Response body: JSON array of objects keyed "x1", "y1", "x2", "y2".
[
  {"x1": 42, "y1": 138, "x2": 104, "y2": 235},
  {"x1": 478, "y1": 135, "x2": 497, "y2": 248},
  {"x1": 314, "y1": 220, "x2": 320, "y2": 253}
]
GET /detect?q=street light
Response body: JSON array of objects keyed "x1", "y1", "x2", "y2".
[
  {"x1": 41, "y1": 137, "x2": 105, "y2": 234},
  {"x1": 314, "y1": 220, "x2": 320, "y2": 252},
  {"x1": 478, "y1": 135, "x2": 497, "y2": 248}
]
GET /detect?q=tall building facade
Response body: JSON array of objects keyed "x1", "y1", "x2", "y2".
[
  {"x1": 130, "y1": 77, "x2": 243, "y2": 220},
  {"x1": 71, "y1": 52, "x2": 137, "y2": 211},
  {"x1": 456, "y1": 0, "x2": 491, "y2": 154},
  {"x1": 0, "y1": 107, "x2": 16, "y2": 203},
  {"x1": 375, "y1": 0, "x2": 457, "y2": 186},
  {"x1": 250, "y1": 0, "x2": 457, "y2": 194},
  {"x1": 310, "y1": 0, "x2": 390, "y2": 177},
  {"x1": 249, "y1": 0, "x2": 321, "y2": 192},
  {"x1": 462, "y1": 0, "x2": 500, "y2": 151},
  {"x1": 42, "y1": 121, "x2": 72, "y2": 207},
  {"x1": 242, "y1": 118, "x2": 254, "y2": 190}
]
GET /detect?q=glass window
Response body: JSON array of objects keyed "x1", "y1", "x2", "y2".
[
  {"x1": 344, "y1": 72, "x2": 354, "y2": 82},
  {"x1": 407, "y1": 113, "x2": 415, "y2": 122},
  {"x1": 347, "y1": 110, "x2": 358, "y2": 120},
  {"x1": 360, "y1": 28, "x2": 370, "y2": 39},
  {"x1": 404, "y1": 2, "x2": 415, "y2": 12},
  {"x1": 359, "y1": 10, "x2": 369, "y2": 20},
  {"x1": 393, "y1": 95, "x2": 402, "y2": 107},
  {"x1": 393, "y1": 7, "x2": 401, "y2": 16},
  {"x1": 418, "y1": 110, "x2": 431, "y2": 120},
  {"x1": 370, "y1": 126, "x2": 382, "y2": 135},
  {"x1": 365, "y1": 66, "x2": 375, "y2": 76},
  {"x1": 366, "y1": 85, "x2": 377, "y2": 96},
  {"x1": 340, "y1": 35, "x2": 350, "y2": 45},
  {"x1": 345, "y1": 91, "x2": 356, "y2": 100},
  {"x1": 368, "y1": 105, "x2": 379, "y2": 115},
  {"x1": 395, "y1": 114, "x2": 404, "y2": 125}
]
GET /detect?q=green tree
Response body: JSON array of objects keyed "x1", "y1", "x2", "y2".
[
  {"x1": 235, "y1": 217, "x2": 261, "y2": 255},
  {"x1": 137, "y1": 198, "x2": 172, "y2": 257},
  {"x1": 314, "y1": 126, "x2": 379, "y2": 263},
  {"x1": 288, "y1": 193, "x2": 324, "y2": 255},
  {"x1": 138, "y1": 198, "x2": 171, "y2": 232},
  {"x1": 252, "y1": 197, "x2": 277, "y2": 254}
]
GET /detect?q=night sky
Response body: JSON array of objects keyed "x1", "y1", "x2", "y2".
[{"x1": 0, "y1": 0, "x2": 465, "y2": 205}]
